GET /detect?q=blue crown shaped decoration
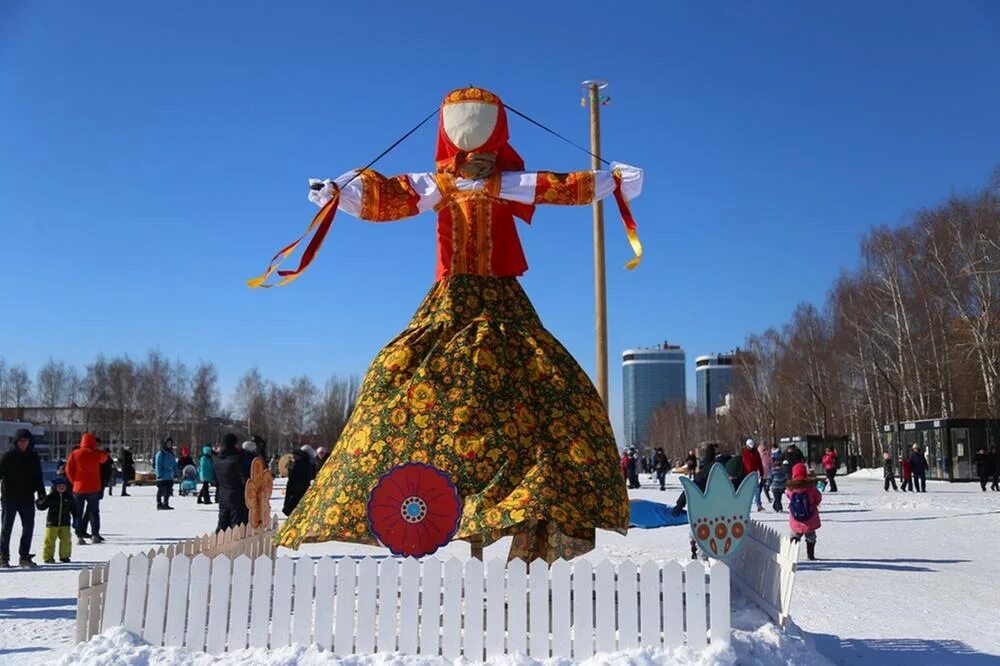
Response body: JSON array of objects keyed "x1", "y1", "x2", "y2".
[{"x1": 680, "y1": 463, "x2": 759, "y2": 561}]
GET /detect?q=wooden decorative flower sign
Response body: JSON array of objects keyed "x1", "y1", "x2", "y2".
[
  {"x1": 680, "y1": 463, "x2": 758, "y2": 561},
  {"x1": 367, "y1": 463, "x2": 462, "y2": 557},
  {"x1": 245, "y1": 456, "x2": 274, "y2": 529}
]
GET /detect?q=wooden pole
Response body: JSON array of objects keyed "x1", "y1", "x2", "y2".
[
  {"x1": 469, "y1": 534, "x2": 484, "y2": 561},
  {"x1": 586, "y1": 81, "x2": 609, "y2": 409}
]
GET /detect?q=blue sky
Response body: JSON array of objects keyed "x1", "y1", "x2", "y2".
[{"x1": 3, "y1": 1, "x2": 1000, "y2": 442}]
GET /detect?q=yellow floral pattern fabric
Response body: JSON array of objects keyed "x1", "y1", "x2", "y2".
[
  {"x1": 534, "y1": 171, "x2": 596, "y2": 206},
  {"x1": 275, "y1": 276, "x2": 629, "y2": 561}
]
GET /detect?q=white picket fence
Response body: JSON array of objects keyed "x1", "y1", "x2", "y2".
[
  {"x1": 90, "y1": 553, "x2": 730, "y2": 659},
  {"x1": 75, "y1": 516, "x2": 278, "y2": 643},
  {"x1": 728, "y1": 519, "x2": 799, "y2": 627}
]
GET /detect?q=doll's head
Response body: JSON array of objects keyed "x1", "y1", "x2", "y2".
[{"x1": 436, "y1": 87, "x2": 524, "y2": 179}]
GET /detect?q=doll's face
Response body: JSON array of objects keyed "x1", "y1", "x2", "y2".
[{"x1": 442, "y1": 102, "x2": 498, "y2": 151}]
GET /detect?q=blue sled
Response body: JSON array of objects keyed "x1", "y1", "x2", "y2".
[{"x1": 628, "y1": 499, "x2": 688, "y2": 528}]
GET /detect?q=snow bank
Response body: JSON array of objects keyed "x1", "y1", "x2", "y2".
[
  {"x1": 58, "y1": 596, "x2": 828, "y2": 666},
  {"x1": 845, "y1": 468, "x2": 883, "y2": 480},
  {"x1": 57, "y1": 627, "x2": 722, "y2": 666}
]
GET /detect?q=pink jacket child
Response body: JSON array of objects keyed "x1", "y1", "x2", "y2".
[{"x1": 785, "y1": 462, "x2": 822, "y2": 560}]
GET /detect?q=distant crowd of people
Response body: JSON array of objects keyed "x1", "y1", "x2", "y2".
[
  {"x1": 0, "y1": 428, "x2": 331, "y2": 568},
  {"x1": 667, "y1": 439, "x2": 826, "y2": 560}
]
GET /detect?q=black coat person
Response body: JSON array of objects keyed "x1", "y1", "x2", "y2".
[
  {"x1": 99, "y1": 455, "x2": 114, "y2": 496},
  {"x1": 626, "y1": 450, "x2": 640, "y2": 489},
  {"x1": 653, "y1": 449, "x2": 670, "y2": 491},
  {"x1": 908, "y1": 448, "x2": 929, "y2": 492},
  {"x1": 992, "y1": 452, "x2": 1000, "y2": 491},
  {"x1": 783, "y1": 445, "x2": 805, "y2": 468},
  {"x1": 975, "y1": 449, "x2": 992, "y2": 491},
  {"x1": 283, "y1": 446, "x2": 317, "y2": 516},
  {"x1": 213, "y1": 434, "x2": 249, "y2": 533},
  {"x1": 120, "y1": 448, "x2": 135, "y2": 496},
  {"x1": 0, "y1": 429, "x2": 46, "y2": 567}
]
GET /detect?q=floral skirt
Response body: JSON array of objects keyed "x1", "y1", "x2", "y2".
[{"x1": 274, "y1": 275, "x2": 629, "y2": 561}]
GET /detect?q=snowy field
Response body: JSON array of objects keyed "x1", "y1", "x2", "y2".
[{"x1": 1, "y1": 473, "x2": 998, "y2": 664}]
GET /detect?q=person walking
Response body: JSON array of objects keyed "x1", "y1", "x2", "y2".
[
  {"x1": 0, "y1": 429, "x2": 46, "y2": 567},
  {"x1": 214, "y1": 434, "x2": 249, "y2": 532},
  {"x1": 759, "y1": 441, "x2": 773, "y2": 502},
  {"x1": 65, "y1": 432, "x2": 109, "y2": 544},
  {"x1": 99, "y1": 439, "x2": 115, "y2": 497},
  {"x1": 991, "y1": 451, "x2": 1000, "y2": 492},
  {"x1": 882, "y1": 452, "x2": 898, "y2": 491},
  {"x1": 741, "y1": 438, "x2": 765, "y2": 511},
  {"x1": 685, "y1": 450, "x2": 698, "y2": 478},
  {"x1": 36, "y1": 476, "x2": 79, "y2": 563},
  {"x1": 626, "y1": 448, "x2": 641, "y2": 489},
  {"x1": 652, "y1": 447, "x2": 670, "y2": 491},
  {"x1": 786, "y1": 462, "x2": 822, "y2": 561},
  {"x1": 154, "y1": 438, "x2": 178, "y2": 510},
  {"x1": 908, "y1": 445, "x2": 928, "y2": 492},
  {"x1": 120, "y1": 447, "x2": 135, "y2": 496},
  {"x1": 283, "y1": 445, "x2": 318, "y2": 516},
  {"x1": 900, "y1": 455, "x2": 913, "y2": 492},
  {"x1": 769, "y1": 450, "x2": 788, "y2": 512},
  {"x1": 974, "y1": 448, "x2": 991, "y2": 492},
  {"x1": 821, "y1": 447, "x2": 839, "y2": 493},
  {"x1": 80, "y1": 438, "x2": 114, "y2": 535},
  {"x1": 197, "y1": 445, "x2": 215, "y2": 504}
]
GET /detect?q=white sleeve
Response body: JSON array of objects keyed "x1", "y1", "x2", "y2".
[
  {"x1": 308, "y1": 171, "x2": 441, "y2": 218},
  {"x1": 498, "y1": 164, "x2": 643, "y2": 205},
  {"x1": 498, "y1": 172, "x2": 538, "y2": 204},
  {"x1": 308, "y1": 170, "x2": 362, "y2": 216},
  {"x1": 611, "y1": 162, "x2": 643, "y2": 200},
  {"x1": 406, "y1": 173, "x2": 442, "y2": 212}
]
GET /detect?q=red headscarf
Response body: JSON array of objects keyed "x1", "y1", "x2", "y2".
[{"x1": 434, "y1": 87, "x2": 534, "y2": 224}]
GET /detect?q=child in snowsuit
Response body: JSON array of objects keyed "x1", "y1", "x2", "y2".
[
  {"x1": 786, "y1": 463, "x2": 822, "y2": 560},
  {"x1": 883, "y1": 452, "x2": 898, "y2": 491},
  {"x1": 768, "y1": 450, "x2": 787, "y2": 512},
  {"x1": 35, "y1": 477, "x2": 79, "y2": 563}
]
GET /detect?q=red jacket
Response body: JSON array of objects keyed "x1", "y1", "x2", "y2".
[
  {"x1": 65, "y1": 433, "x2": 109, "y2": 494},
  {"x1": 786, "y1": 463, "x2": 823, "y2": 533},
  {"x1": 822, "y1": 452, "x2": 838, "y2": 471},
  {"x1": 741, "y1": 447, "x2": 764, "y2": 476}
]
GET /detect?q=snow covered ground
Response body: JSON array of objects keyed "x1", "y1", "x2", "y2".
[{"x1": 1, "y1": 473, "x2": 998, "y2": 664}]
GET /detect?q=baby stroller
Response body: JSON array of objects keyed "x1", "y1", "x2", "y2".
[{"x1": 179, "y1": 464, "x2": 198, "y2": 496}]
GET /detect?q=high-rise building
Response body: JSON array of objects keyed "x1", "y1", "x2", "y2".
[
  {"x1": 622, "y1": 342, "x2": 686, "y2": 450},
  {"x1": 695, "y1": 351, "x2": 751, "y2": 417}
]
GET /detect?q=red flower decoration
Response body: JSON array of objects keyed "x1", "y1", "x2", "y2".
[{"x1": 367, "y1": 463, "x2": 461, "y2": 557}]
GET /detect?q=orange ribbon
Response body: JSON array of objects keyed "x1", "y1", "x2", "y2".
[
  {"x1": 246, "y1": 186, "x2": 341, "y2": 288},
  {"x1": 612, "y1": 170, "x2": 643, "y2": 270}
]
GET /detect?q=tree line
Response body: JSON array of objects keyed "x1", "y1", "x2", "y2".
[
  {"x1": 649, "y1": 168, "x2": 1000, "y2": 466},
  {"x1": 0, "y1": 351, "x2": 357, "y2": 458}
]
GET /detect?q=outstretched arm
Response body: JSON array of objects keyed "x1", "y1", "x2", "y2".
[
  {"x1": 496, "y1": 162, "x2": 644, "y2": 269},
  {"x1": 248, "y1": 167, "x2": 444, "y2": 288},
  {"x1": 308, "y1": 169, "x2": 441, "y2": 222},
  {"x1": 495, "y1": 162, "x2": 642, "y2": 207}
]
